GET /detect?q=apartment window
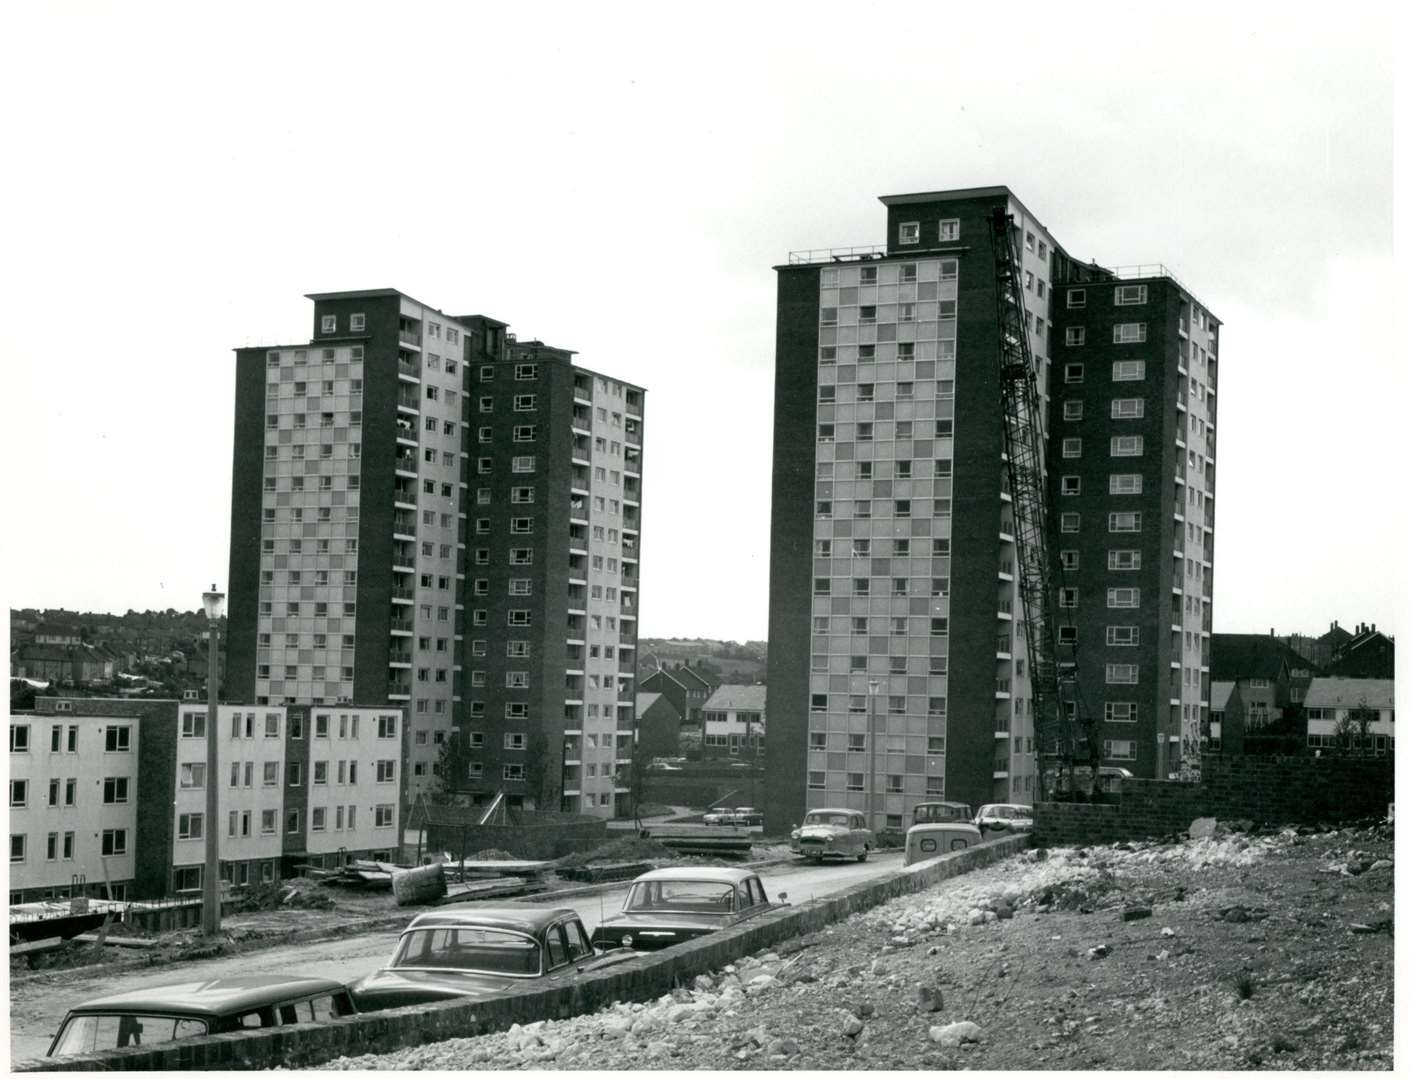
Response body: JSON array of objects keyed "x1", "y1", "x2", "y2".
[
  {"x1": 899, "y1": 222, "x2": 920, "y2": 245},
  {"x1": 1108, "y1": 511, "x2": 1142, "y2": 532},
  {"x1": 1064, "y1": 363, "x2": 1084, "y2": 384},
  {"x1": 1059, "y1": 550, "x2": 1079, "y2": 571},
  {"x1": 931, "y1": 617, "x2": 949, "y2": 636},
  {"x1": 515, "y1": 362, "x2": 538, "y2": 381},
  {"x1": 1106, "y1": 663, "x2": 1139, "y2": 685},
  {"x1": 320, "y1": 314, "x2": 336, "y2": 333},
  {"x1": 180, "y1": 712, "x2": 206, "y2": 738},
  {"x1": 376, "y1": 760, "x2": 396, "y2": 783},
  {"x1": 938, "y1": 219, "x2": 960, "y2": 242},
  {"x1": 1065, "y1": 326, "x2": 1086, "y2": 346},
  {"x1": 101, "y1": 773, "x2": 129, "y2": 801},
  {"x1": 1105, "y1": 702, "x2": 1138, "y2": 723},
  {"x1": 1058, "y1": 625, "x2": 1078, "y2": 644},
  {"x1": 1058, "y1": 587, "x2": 1079, "y2": 608},
  {"x1": 1060, "y1": 476, "x2": 1081, "y2": 496},
  {"x1": 1107, "y1": 587, "x2": 1141, "y2": 608},
  {"x1": 1111, "y1": 397, "x2": 1145, "y2": 419},
  {"x1": 1110, "y1": 435, "x2": 1144, "y2": 457},
  {"x1": 9, "y1": 724, "x2": 29, "y2": 752},
  {"x1": 1109, "y1": 473, "x2": 1143, "y2": 495},
  {"x1": 1106, "y1": 625, "x2": 1139, "y2": 646},
  {"x1": 1113, "y1": 323, "x2": 1147, "y2": 344},
  {"x1": 1115, "y1": 284, "x2": 1148, "y2": 306},
  {"x1": 1103, "y1": 739, "x2": 1137, "y2": 761},
  {"x1": 514, "y1": 394, "x2": 537, "y2": 411},
  {"x1": 510, "y1": 517, "x2": 533, "y2": 534},
  {"x1": 1108, "y1": 549, "x2": 1142, "y2": 571},
  {"x1": 10, "y1": 779, "x2": 28, "y2": 807},
  {"x1": 501, "y1": 764, "x2": 526, "y2": 782},
  {"x1": 1060, "y1": 512, "x2": 1080, "y2": 533},
  {"x1": 177, "y1": 763, "x2": 204, "y2": 790},
  {"x1": 101, "y1": 829, "x2": 128, "y2": 856},
  {"x1": 1112, "y1": 360, "x2": 1147, "y2": 381},
  {"x1": 1061, "y1": 437, "x2": 1082, "y2": 459},
  {"x1": 1067, "y1": 288, "x2": 1086, "y2": 308}
]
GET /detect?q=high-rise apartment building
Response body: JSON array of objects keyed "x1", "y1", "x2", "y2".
[
  {"x1": 1049, "y1": 271, "x2": 1219, "y2": 779},
  {"x1": 227, "y1": 291, "x2": 644, "y2": 819},
  {"x1": 765, "y1": 186, "x2": 1218, "y2": 832}
]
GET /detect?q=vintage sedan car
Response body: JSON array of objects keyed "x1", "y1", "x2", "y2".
[
  {"x1": 47, "y1": 975, "x2": 355, "y2": 1057},
  {"x1": 789, "y1": 807, "x2": 875, "y2": 862},
  {"x1": 590, "y1": 866, "x2": 784, "y2": 951},
  {"x1": 904, "y1": 801, "x2": 983, "y2": 866},
  {"x1": 350, "y1": 906, "x2": 637, "y2": 1012},
  {"x1": 974, "y1": 803, "x2": 1034, "y2": 832}
]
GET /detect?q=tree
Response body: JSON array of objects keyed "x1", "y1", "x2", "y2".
[{"x1": 1335, "y1": 699, "x2": 1377, "y2": 757}]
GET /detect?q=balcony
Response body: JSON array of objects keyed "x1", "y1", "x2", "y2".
[
  {"x1": 391, "y1": 586, "x2": 415, "y2": 603},
  {"x1": 397, "y1": 390, "x2": 420, "y2": 413},
  {"x1": 398, "y1": 321, "x2": 421, "y2": 348},
  {"x1": 388, "y1": 650, "x2": 412, "y2": 667},
  {"x1": 392, "y1": 514, "x2": 417, "y2": 538},
  {"x1": 389, "y1": 616, "x2": 413, "y2": 634},
  {"x1": 398, "y1": 352, "x2": 421, "y2": 381}
]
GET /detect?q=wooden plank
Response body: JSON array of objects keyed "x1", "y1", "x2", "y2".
[
  {"x1": 74, "y1": 932, "x2": 155, "y2": 949},
  {"x1": 10, "y1": 937, "x2": 64, "y2": 956}
]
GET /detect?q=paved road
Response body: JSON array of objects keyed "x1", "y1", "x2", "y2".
[{"x1": 9, "y1": 852, "x2": 902, "y2": 1061}]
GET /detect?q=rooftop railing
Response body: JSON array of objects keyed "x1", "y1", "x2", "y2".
[{"x1": 788, "y1": 244, "x2": 888, "y2": 265}]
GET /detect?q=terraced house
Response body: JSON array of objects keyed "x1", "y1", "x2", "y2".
[{"x1": 766, "y1": 185, "x2": 1221, "y2": 833}]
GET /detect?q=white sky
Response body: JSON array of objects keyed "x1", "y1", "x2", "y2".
[{"x1": 0, "y1": 2, "x2": 1402, "y2": 645}]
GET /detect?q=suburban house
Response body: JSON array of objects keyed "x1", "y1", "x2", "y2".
[
  {"x1": 1206, "y1": 680, "x2": 1242, "y2": 753},
  {"x1": 1327, "y1": 624, "x2": 1395, "y2": 679},
  {"x1": 640, "y1": 664, "x2": 718, "y2": 732},
  {"x1": 701, "y1": 684, "x2": 767, "y2": 759},
  {"x1": 1304, "y1": 677, "x2": 1395, "y2": 756},
  {"x1": 634, "y1": 691, "x2": 682, "y2": 759}
]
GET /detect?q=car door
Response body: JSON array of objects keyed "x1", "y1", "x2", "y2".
[{"x1": 741, "y1": 877, "x2": 770, "y2": 920}]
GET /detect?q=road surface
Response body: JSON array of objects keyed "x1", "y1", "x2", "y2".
[{"x1": 9, "y1": 851, "x2": 902, "y2": 1061}]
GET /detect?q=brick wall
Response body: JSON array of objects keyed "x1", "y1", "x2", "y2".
[
  {"x1": 1032, "y1": 754, "x2": 1394, "y2": 847},
  {"x1": 15, "y1": 834, "x2": 1027, "y2": 1071}
]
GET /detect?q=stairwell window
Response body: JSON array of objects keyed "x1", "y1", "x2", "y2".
[
  {"x1": 1112, "y1": 360, "x2": 1146, "y2": 381},
  {"x1": 1110, "y1": 435, "x2": 1144, "y2": 457},
  {"x1": 1107, "y1": 587, "x2": 1141, "y2": 608},
  {"x1": 1113, "y1": 323, "x2": 1147, "y2": 344},
  {"x1": 1065, "y1": 327, "x2": 1086, "y2": 346},
  {"x1": 938, "y1": 219, "x2": 960, "y2": 242},
  {"x1": 899, "y1": 222, "x2": 920, "y2": 245},
  {"x1": 1115, "y1": 284, "x2": 1148, "y2": 306},
  {"x1": 1108, "y1": 511, "x2": 1142, "y2": 532},
  {"x1": 1110, "y1": 473, "x2": 1143, "y2": 495},
  {"x1": 1106, "y1": 663, "x2": 1139, "y2": 684},
  {"x1": 1106, "y1": 626, "x2": 1140, "y2": 646},
  {"x1": 1105, "y1": 702, "x2": 1138, "y2": 723}
]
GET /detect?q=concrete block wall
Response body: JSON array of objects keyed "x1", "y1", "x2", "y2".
[
  {"x1": 15, "y1": 834, "x2": 1028, "y2": 1071},
  {"x1": 1033, "y1": 754, "x2": 1394, "y2": 847}
]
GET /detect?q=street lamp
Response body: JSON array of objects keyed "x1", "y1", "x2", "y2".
[
  {"x1": 867, "y1": 678, "x2": 880, "y2": 832},
  {"x1": 201, "y1": 584, "x2": 225, "y2": 936}
]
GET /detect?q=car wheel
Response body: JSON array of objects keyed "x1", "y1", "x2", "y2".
[{"x1": 857, "y1": 847, "x2": 869, "y2": 863}]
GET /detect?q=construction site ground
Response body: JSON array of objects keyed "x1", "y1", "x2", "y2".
[
  {"x1": 9, "y1": 836, "x2": 795, "y2": 980},
  {"x1": 323, "y1": 820, "x2": 1395, "y2": 1071}
]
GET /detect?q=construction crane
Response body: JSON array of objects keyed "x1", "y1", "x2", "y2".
[{"x1": 986, "y1": 205, "x2": 1101, "y2": 798}]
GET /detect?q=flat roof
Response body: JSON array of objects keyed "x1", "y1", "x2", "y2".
[
  {"x1": 633, "y1": 866, "x2": 757, "y2": 883},
  {"x1": 404, "y1": 905, "x2": 578, "y2": 936}
]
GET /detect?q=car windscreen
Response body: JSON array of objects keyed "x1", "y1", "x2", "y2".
[
  {"x1": 390, "y1": 927, "x2": 540, "y2": 975},
  {"x1": 803, "y1": 813, "x2": 850, "y2": 827},
  {"x1": 914, "y1": 805, "x2": 967, "y2": 824},
  {"x1": 625, "y1": 880, "x2": 735, "y2": 913},
  {"x1": 51, "y1": 1013, "x2": 209, "y2": 1056}
]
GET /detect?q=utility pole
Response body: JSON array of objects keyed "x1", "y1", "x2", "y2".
[
  {"x1": 867, "y1": 679, "x2": 880, "y2": 831},
  {"x1": 201, "y1": 585, "x2": 224, "y2": 936}
]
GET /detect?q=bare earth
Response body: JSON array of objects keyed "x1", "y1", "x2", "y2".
[{"x1": 323, "y1": 821, "x2": 1394, "y2": 1071}]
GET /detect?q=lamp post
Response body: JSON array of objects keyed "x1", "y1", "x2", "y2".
[
  {"x1": 201, "y1": 584, "x2": 225, "y2": 936},
  {"x1": 867, "y1": 679, "x2": 880, "y2": 832}
]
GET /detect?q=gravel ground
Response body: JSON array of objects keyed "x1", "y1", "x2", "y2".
[{"x1": 321, "y1": 820, "x2": 1394, "y2": 1071}]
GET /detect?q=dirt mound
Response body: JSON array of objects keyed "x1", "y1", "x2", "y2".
[
  {"x1": 469, "y1": 849, "x2": 520, "y2": 861},
  {"x1": 554, "y1": 836, "x2": 681, "y2": 868}
]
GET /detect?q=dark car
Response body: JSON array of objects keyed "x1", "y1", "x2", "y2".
[
  {"x1": 47, "y1": 975, "x2": 355, "y2": 1057},
  {"x1": 589, "y1": 866, "x2": 784, "y2": 950},
  {"x1": 350, "y1": 905, "x2": 638, "y2": 1012}
]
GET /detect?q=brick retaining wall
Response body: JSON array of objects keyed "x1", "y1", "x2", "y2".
[
  {"x1": 15, "y1": 835, "x2": 1028, "y2": 1071},
  {"x1": 1033, "y1": 754, "x2": 1394, "y2": 847}
]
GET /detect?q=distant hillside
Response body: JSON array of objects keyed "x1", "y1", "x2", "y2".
[{"x1": 638, "y1": 638, "x2": 767, "y2": 684}]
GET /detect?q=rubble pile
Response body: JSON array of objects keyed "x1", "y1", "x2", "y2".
[{"x1": 321, "y1": 819, "x2": 1394, "y2": 1071}]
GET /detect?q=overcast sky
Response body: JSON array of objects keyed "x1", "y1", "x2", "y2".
[{"x1": 1, "y1": 2, "x2": 1401, "y2": 646}]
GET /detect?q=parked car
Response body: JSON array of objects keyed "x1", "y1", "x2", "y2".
[
  {"x1": 47, "y1": 975, "x2": 356, "y2": 1058},
  {"x1": 646, "y1": 762, "x2": 683, "y2": 772},
  {"x1": 973, "y1": 803, "x2": 1034, "y2": 832},
  {"x1": 904, "y1": 801, "x2": 982, "y2": 866},
  {"x1": 350, "y1": 906, "x2": 638, "y2": 1012},
  {"x1": 590, "y1": 867, "x2": 785, "y2": 950},
  {"x1": 789, "y1": 807, "x2": 875, "y2": 862}
]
